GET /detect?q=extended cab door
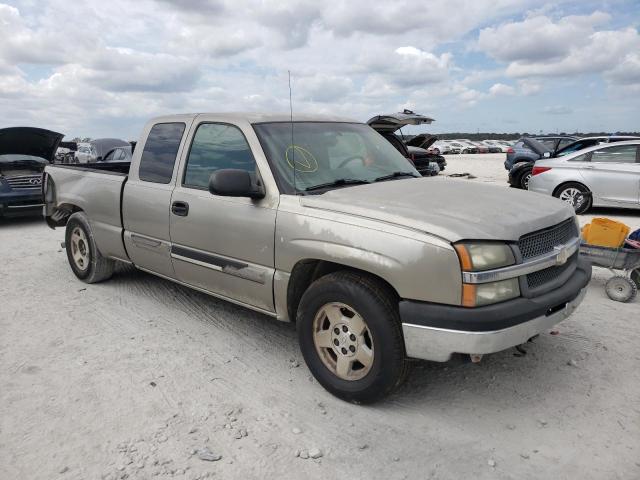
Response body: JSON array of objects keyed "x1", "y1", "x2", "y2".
[
  {"x1": 169, "y1": 119, "x2": 278, "y2": 313},
  {"x1": 123, "y1": 119, "x2": 192, "y2": 278}
]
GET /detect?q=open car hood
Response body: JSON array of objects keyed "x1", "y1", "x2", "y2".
[
  {"x1": 406, "y1": 133, "x2": 436, "y2": 149},
  {"x1": 367, "y1": 110, "x2": 434, "y2": 133},
  {"x1": 0, "y1": 127, "x2": 64, "y2": 162},
  {"x1": 522, "y1": 137, "x2": 552, "y2": 157}
]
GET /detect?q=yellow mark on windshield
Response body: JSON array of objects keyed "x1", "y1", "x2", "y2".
[{"x1": 286, "y1": 145, "x2": 318, "y2": 173}]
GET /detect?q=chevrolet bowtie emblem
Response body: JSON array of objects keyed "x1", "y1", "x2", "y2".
[{"x1": 554, "y1": 245, "x2": 569, "y2": 265}]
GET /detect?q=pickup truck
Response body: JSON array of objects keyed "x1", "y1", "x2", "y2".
[{"x1": 44, "y1": 113, "x2": 591, "y2": 403}]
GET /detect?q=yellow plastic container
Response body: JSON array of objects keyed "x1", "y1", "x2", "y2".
[{"x1": 581, "y1": 218, "x2": 630, "y2": 248}]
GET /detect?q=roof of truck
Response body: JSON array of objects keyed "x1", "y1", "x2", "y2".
[{"x1": 148, "y1": 112, "x2": 359, "y2": 124}]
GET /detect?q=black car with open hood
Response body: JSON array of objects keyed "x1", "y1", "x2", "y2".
[
  {"x1": 366, "y1": 111, "x2": 445, "y2": 175},
  {"x1": 0, "y1": 127, "x2": 63, "y2": 217}
]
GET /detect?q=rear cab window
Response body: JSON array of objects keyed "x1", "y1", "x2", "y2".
[{"x1": 138, "y1": 122, "x2": 186, "y2": 183}]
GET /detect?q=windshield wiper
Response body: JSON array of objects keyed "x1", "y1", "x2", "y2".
[
  {"x1": 373, "y1": 171, "x2": 419, "y2": 182},
  {"x1": 304, "y1": 178, "x2": 371, "y2": 192}
]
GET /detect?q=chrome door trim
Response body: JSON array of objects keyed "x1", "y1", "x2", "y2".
[{"x1": 170, "y1": 244, "x2": 269, "y2": 285}]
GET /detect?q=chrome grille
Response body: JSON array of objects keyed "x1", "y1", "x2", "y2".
[
  {"x1": 5, "y1": 174, "x2": 42, "y2": 190},
  {"x1": 518, "y1": 218, "x2": 578, "y2": 260},
  {"x1": 526, "y1": 253, "x2": 577, "y2": 289}
]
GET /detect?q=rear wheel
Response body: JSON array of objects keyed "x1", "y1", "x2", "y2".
[
  {"x1": 631, "y1": 269, "x2": 640, "y2": 289},
  {"x1": 296, "y1": 271, "x2": 409, "y2": 404},
  {"x1": 554, "y1": 182, "x2": 592, "y2": 214},
  {"x1": 65, "y1": 212, "x2": 115, "y2": 283}
]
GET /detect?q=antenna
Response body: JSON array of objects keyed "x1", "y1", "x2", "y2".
[{"x1": 288, "y1": 70, "x2": 296, "y2": 194}]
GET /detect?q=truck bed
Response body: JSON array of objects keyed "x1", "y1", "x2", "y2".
[{"x1": 44, "y1": 162, "x2": 131, "y2": 263}]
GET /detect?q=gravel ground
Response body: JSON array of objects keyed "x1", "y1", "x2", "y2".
[{"x1": 1, "y1": 153, "x2": 639, "y2": 480}]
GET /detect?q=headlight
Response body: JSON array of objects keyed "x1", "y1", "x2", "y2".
[
  {"x1": 455, "y1": 242, "x2": 519, "y2": 307},
  {"x1": 462, "y1": 278, "x2": 520, "y2": 307},
  {"x1": 454, "y1": 242, "x2": 515, "y2": 271}
]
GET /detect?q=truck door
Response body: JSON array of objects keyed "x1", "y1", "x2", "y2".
[
  {"x1": 123, "y1": 121, "x2": 189, "y2": 278},
  {"x1": 579, "y1": 144, "x2": 640, "y2": 207},
  {"x1": 169, "y1": 121, "x2": 277, "y2": 313}
]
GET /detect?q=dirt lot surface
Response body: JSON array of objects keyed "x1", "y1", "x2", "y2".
[{"x1": 1, "y1": 153, "x2": 639, "y2": 480}]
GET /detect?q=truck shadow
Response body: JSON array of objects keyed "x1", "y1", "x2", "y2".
[{"x1": 108, "y1": 264, "x2": 589, "y2": 410}]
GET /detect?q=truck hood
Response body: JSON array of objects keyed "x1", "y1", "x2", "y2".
[
  {"x1": 0, "y1": 127, "x2": 64, "y2": 162},
  {"x1": 300, "y1": 178, "x2": 574, "y2": 242}
]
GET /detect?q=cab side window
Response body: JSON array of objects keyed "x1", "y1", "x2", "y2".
[
  {"x1": 183, "y1": 123, "x2": 257, "y2": 189},
  {"x1": 139, "y1": 122, "x2": 186, "y2": 184}
]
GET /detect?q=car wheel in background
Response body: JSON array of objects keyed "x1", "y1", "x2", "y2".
[
  {"x1": 65, "y1": 212, "x2": 115, "y2": 283},
  {"x1": 554, "y1": 182, "x2": 592, "y2": 214},
  {"x1": 296, "y1": 271, "x2": 409, "y2": 404},
  {"x1": 520, "y1": 169, "x2": 532, "y2": 190}
]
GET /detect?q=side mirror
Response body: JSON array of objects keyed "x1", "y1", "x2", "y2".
[
  {"x1": 209, "y1": 169, "x2": 265, "y2": 199},
  {"x1": 543, "y1": 152, "x2": 551, "y2": 158}
]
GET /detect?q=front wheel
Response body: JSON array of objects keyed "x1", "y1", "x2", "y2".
[
  {"x1": 297, "y1": 271, "x2": 409, "y2": 404},
  {"x1": 65, "y1": 212, "x2": 115, "y2": 283},
  {"x1": 554, "y1": 182, "x2": 592, "y2": 214}
]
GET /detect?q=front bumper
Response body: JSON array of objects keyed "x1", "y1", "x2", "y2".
[
  {"x1": 400, "y1": 260, "x2": 591, "y2": 362},
  {"x1": 0, "y1": 190, "x2": 44, "y2": 217}
]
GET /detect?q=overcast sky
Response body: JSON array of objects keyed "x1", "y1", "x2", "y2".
[{"x1": 1, "y1": 0, "x2": 639, "y2": 139}]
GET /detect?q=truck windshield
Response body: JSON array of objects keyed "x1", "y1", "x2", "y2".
[{"x1": 253, "y1": 122, "x2": 418, "y2": 194}]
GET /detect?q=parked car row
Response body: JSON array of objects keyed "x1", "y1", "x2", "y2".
[
  {"x1": 430, "y1": 139, "x2": 514, "y2": 155},
  {"x1": 55, "y1": 138, "x2": 131, "y2": 164}
]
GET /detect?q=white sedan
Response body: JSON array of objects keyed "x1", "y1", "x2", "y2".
[{"x1": 528, "y1": 140, "x2": 640, "y2": 214}]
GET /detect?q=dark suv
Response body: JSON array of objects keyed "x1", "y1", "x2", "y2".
[
  {"x1": 504, "y1": 136, "x2": 579, "y2": 171},
  {"x1": 1, "y1": 127, "x2": 63, "y2": 218},
  {"x1": 367, "y1": 111, "x2": 446, "y2": 175}
]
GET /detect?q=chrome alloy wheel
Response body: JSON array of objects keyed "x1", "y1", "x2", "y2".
[
  {"x1": 70, "y1": 226, "x2": 90, "y2": 271},
  {"x1": 312, "y1": 302, "x2": 374, "y2": 381},
  {"x1": 559, "y1": 187, "x2": 585, "y2": 209}
]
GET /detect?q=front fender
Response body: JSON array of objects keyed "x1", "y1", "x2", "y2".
[{"x1": 275, "y1": 204, "x2": 462, "y2": 306}]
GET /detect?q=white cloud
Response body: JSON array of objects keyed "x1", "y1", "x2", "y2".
[
  {"x1": 478, "y1": 11, "x2": 610, "y2": 63},
  {"x1": 0, "y1": 1, "x2": 639, "y2": 137},
  {"x1": 489, "y1": 83, "x2": 516, "y2": 96},
  {"x1": 477, "y1": 11, "x2": 640, "y2": 89}
]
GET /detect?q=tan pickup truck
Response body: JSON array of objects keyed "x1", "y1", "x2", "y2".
[{"x1": 44, "y1": 113, "x2": 591, "y2": 403}]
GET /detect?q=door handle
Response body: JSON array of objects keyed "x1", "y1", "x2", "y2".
[
  {"x1": 583, "y1": 165, "x2": 594, "y2": 169},
  {"x1": 171, "y1": 201, "x2": 189, "y2": 216}
]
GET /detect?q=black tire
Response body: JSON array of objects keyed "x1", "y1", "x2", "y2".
[
  {"x1": 631, "y1": 269, "x2": 640, "y2": 289},
  {"x1": 519, "y1": 168, "x2": 532, "y2": 190},
  {"x1": 553, "y1": 182, "x2": 592, "y2": 214},
  {"x1": 296, "y1": 271, "x2": 409, "y2": 404},
  {"x1": 65, "y1": 212, "x2": 115, "y2": 283}
]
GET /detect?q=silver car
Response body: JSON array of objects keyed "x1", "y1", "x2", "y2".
[{"x1": 528, "y1": 140, "x2": 640, "y2": 214}]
